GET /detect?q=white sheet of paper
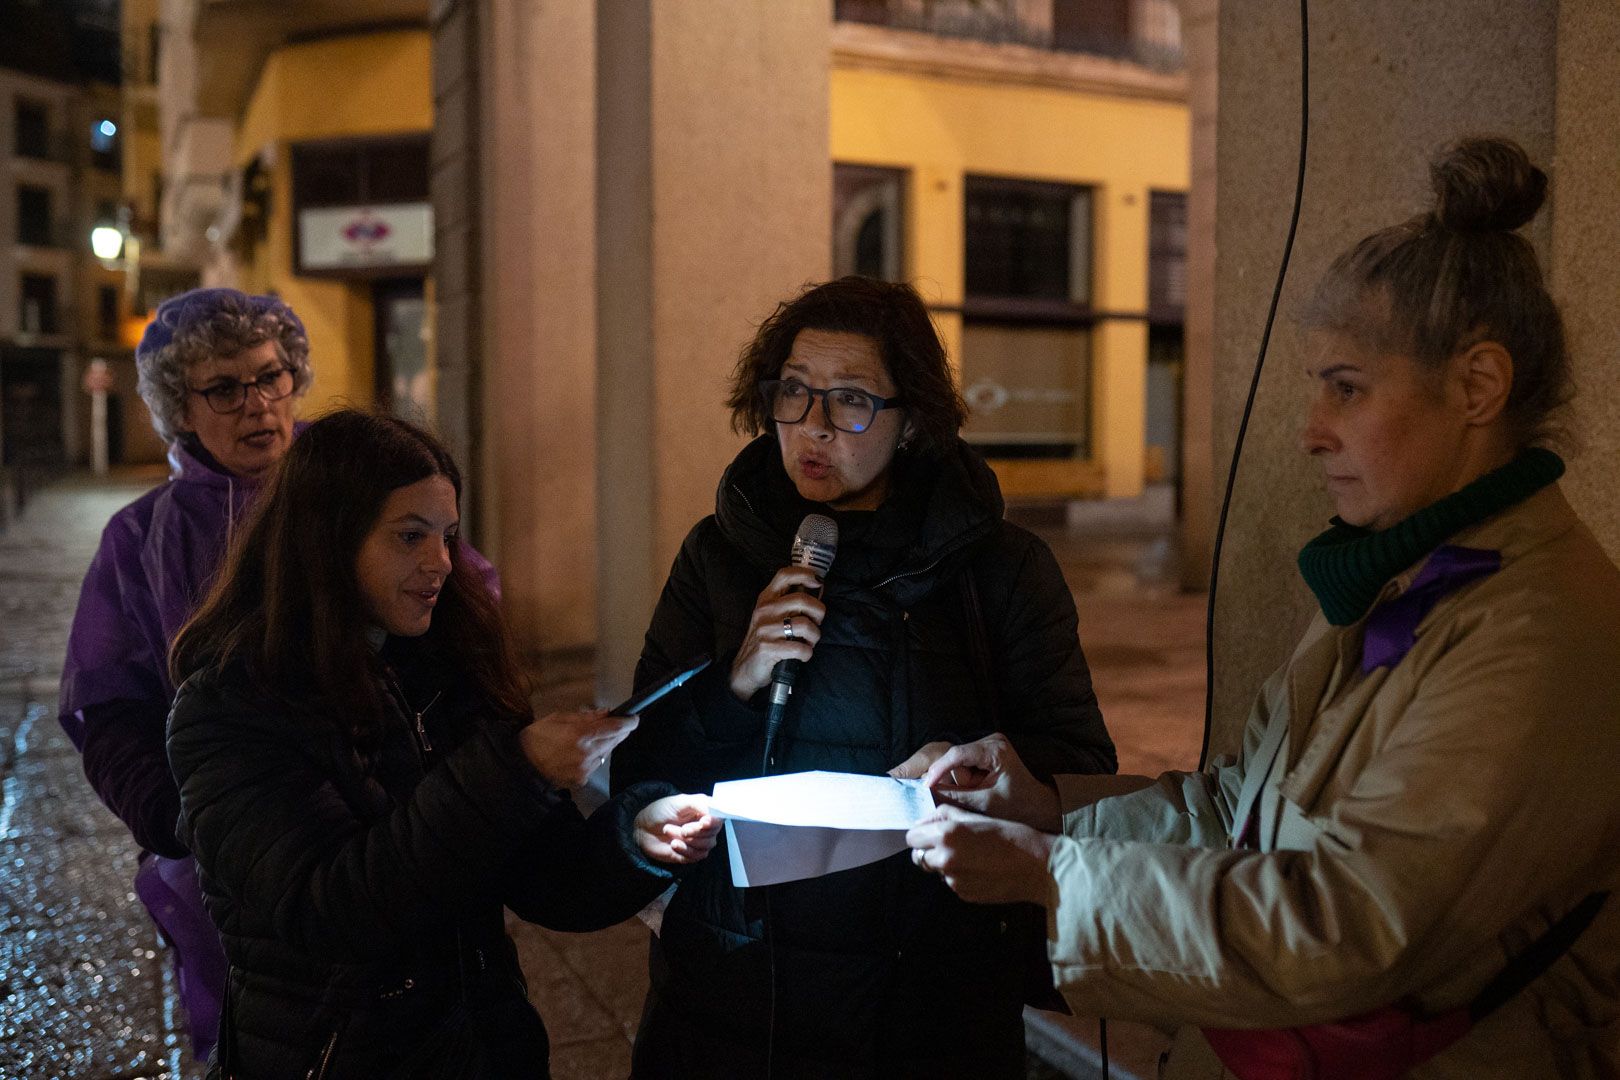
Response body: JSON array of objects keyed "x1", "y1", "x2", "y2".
[{"x1": 710, "y1": 771, "x2": 935, "y2": 888}]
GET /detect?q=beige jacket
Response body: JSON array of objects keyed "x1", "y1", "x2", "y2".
[{"x1": 1047, "y1": 485, "x2": 1620, "y2": 1078}]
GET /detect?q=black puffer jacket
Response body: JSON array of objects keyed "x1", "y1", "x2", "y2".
[
  {"x1": 169, "y1": 640, "x2": 677, "y2": 1080},
  {"x1": 612, "y1": 435, "x2": 1115, "y2": 1079}
]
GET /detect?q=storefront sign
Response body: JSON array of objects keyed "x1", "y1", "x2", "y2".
[{"x1": 297, "y1": 203, "x2": 433, "y2": 274}]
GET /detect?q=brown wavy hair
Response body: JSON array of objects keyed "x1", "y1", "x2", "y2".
[
  {"x1": 726, "y1": 276, "x2": 968, "y2": 458},
  {"x1": 1301, "y1": 136, "x2": 1571, "y2": 448},
  {"x1": 170, "y1": 409, "x2": 529, "y2": 750}
]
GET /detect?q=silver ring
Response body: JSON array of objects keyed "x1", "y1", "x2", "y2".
[
  {"x1": 783, "y1": 617, "x2": 796, "y2": 641},
  {"x1": 598, "y1": 755, "x2": 606, "y2": 769}
]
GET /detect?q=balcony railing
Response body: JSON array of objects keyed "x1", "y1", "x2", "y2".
[{"x1": 834, "y1": 0, "x2": 1184, "y2": 72}]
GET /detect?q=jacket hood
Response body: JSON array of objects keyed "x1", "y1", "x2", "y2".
[{"x1": 714, "y1": 434, "x2": 1004, "y2": 602}]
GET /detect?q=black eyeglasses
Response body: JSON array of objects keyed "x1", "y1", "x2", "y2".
[
  {"x1": 759, "y1": 379, "x2": 904, "y2": 435},
  {"x1": 187, "y1": 367, "x2": 296, "y2": 414}
]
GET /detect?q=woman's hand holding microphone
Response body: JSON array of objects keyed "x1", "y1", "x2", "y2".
[{"x1": 729, "y1": 566, "x2": 827, "y2": 702}]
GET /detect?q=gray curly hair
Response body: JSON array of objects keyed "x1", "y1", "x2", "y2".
[{"x1": 135, "y1": 288, "x2": 313, "y2": 443}]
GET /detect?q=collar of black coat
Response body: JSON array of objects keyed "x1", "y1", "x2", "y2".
[{"x1": 715, "y1": 434, "x2": 1005, "y2": 598}]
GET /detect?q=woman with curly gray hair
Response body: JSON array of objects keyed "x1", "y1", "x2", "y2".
[{"x1": 57, "y1": 287, "x2": 315, "y2": 1062}]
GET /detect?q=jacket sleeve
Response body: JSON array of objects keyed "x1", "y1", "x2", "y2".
[
  {"x1": 502, "y1": 781, "x2": 680, "y2": 931},
  {"x1": 59, "y1": 513, "x2": 169, "y2": 747},
  {"x1": 62, "y1": 513, "x2": 189, "y2": 856},
  {"x1": 986, "y1": 531, "x2": 1117, "y2": 779},
  {"x1": 1055, "y1": 660, "x2": 1287, "y2": 848},
  {"x1": 1041, "y1": 611, "x2": 1620, "y2": 1028},
  {"x1": 169, "y1": 678, "x2": 656, "y2": 961},
  {"x1": 612, "y1": 520, "x2": 764, "y2": 796},
  {"x1": 81, "y1": 699, "x2": 188, "y2": 858}
]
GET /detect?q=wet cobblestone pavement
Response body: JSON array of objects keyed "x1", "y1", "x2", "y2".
[
  {"x1": 0, "y1": 469, "x2": 200, "y2": 1080},
  {"x1": 1, "y1": 471, "x2": 1204, "y2": 1079}
]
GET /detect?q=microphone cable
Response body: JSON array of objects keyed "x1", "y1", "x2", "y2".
[{"x1": 1199, "y1": 0, "x2": 1311, "y2": 769}]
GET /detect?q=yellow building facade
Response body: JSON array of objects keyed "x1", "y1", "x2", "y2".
[
  {"x1": 830, "y1": 31, "x2": 1188, "y2": 499},
  {"x1": 230, "y1": 29, "x2": 434, "y2": 414}
]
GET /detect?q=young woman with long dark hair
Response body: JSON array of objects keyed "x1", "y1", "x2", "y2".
[{"x1": 168, "y1": 409, "x2": 717, "y2": 1079}]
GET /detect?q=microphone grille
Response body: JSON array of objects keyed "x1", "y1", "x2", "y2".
[{"x1": 791, "y1": 513, "x2": 838, "y2": 578}]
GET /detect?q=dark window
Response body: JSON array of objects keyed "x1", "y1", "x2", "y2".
[
  {"x1": 147, "y1": 22, "x2": 162, "y2": 84},
  {"x1": 292, "y1": 136, "x2": 430, "y2": 208},
  {"x1": 1052, "y1": 0, "x2": 1132, "y2": 52},
  {"x1": 964, "y1": 176, "x2": 1090, "y2": 304},
  {"x1": 98, "y1": 284, "x2": 119, "y2": 340},
  {"x1": 15, "y1": 99, "x2": 49, "y2": 158},
  {"x1": 17, "y1": 185, "x2": 53, "y2": 246},
  {"x1": 961, "y1": 176, "x2": 1094, "y2": 459},
  {"x1": 833, "y1": 0, "x2": 890, "y2": 24},
  {"x1": 1148, "y1": 190, "x2": 1187, "y2": 322},
  {"x1": 20, "y1": 275, "x2": 59, "y2": 334},
  {"x1": 833, "y1": 163, "x2": 904, "y2": 281}
]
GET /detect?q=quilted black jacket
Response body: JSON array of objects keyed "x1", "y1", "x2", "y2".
[
  {"x1": 169, "y1": 640, "x2": 676, "y2": 1079},
  {"x1": 612, "y1": 435, "x2": 1115, "y2": 1079}
]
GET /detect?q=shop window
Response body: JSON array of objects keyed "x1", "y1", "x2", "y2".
[
  {"x1": 17, "y1": 185, "x2": 53, "y2": 246},
  {"x1": 15, "y1": 99, "x2": 49, "y2": 158},
  {"x1": 960, "y1": 176, "x2": 1093, "y2": 459},
  {"x1": 833, "y1": 164, "x2": 904, "y2": 281},
  {"x1": 20, "y1": 275, "x2": 59, "y2": 334}
]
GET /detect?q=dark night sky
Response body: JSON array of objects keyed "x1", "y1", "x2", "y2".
[{"x1": 0, "y1": 0, "x2": 122, "y2": 85}]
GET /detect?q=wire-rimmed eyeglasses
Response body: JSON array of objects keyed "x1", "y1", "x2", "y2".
[
  {"x1": 759, "y1": 379, "x2": 904, "y2": 434},
  {"x1": 187, "y1": 367, "x2": 296, "y2": 414}
]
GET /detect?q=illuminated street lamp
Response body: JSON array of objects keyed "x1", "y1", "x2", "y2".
[{"x1": 91, "y1": 224, "x2": 123, "y2": 261}]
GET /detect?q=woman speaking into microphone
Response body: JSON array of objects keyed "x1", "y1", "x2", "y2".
[{"x1": 612, "y1": 276, "x2": 1117, "y2": 1077}]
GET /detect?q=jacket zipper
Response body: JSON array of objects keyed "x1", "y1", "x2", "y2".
[
  {"x1": 306, "y1": 1028, "x2": 339, "y2": 1080},
  {"x1": 403, "y1": 688, "x2": 441, "y2": 762}
]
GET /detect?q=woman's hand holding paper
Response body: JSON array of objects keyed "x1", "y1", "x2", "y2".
[
  {"x1": 905, "y1": 804, "x2": 1055, "y2": 906},
  {"x1": 921, "y1": 732, "x2": 1061, "y2": 832}
]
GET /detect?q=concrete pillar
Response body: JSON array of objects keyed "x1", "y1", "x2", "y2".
[
  {"x1": 430, "y1": 0, "x2": 484, "y2": 535},
  {"x1": 1207, "y1": 2, "x2": 1620, "y2": 758},
  {"x1": 595, "y1": 2, "x2": 831, "y2": 703},
  {"x1": 477, "y1": 0, "x2": 599, "y2": 661},
  {"x1": 1177, "y1": 0, "x2": 1217, "y2": 592}
]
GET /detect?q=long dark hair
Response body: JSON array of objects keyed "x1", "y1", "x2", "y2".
[{"x1": 171, "y1": 409, "x2": 529, "y2": 748}]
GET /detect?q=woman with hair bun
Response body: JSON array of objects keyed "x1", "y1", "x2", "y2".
[{"x1": 908, "y1": 137, "x2": 1620, "y2": 1078}]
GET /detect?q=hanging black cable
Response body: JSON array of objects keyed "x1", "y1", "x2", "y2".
[{"x1": 1199, "y1": 0, "x2": 1311, "y2": 769}]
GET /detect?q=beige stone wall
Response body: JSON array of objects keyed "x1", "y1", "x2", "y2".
[
  {"x1": 1208, "y1": 2, "x2": 1617, "y2": 757},
  {"x1": 479, "y1": 0, "x2": 599, "y2": 656},
  {"x1": 1551, "y1": 2, "x2": 1620, "y2": 548},
  {"x1": 595, "y1": 1, "x2": 832, "y2": 701}
]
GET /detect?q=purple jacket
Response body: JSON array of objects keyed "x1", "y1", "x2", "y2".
[
  {"x1": 61, "y1": 433, "x2": 501, "y2": 752},
  {"x1": 60, "y1": 438, "x2": 262, "y2": 747}
]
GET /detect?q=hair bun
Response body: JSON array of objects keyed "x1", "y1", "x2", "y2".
[{"x1": 1429, "y1": 137, "x2": 1547, "y2": 233}]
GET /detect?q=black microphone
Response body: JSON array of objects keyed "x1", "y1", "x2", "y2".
[{"x1": 764, "y1": 513, "x2": 837, "y2": 769}]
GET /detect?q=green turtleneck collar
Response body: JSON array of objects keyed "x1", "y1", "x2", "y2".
[{"x1": 1297, "y1": 447, "x2": 1564, "y2": 626}]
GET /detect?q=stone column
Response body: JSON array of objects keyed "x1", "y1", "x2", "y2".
[
  {"x1": 1207, "y1": 2, "x2": 1618, "y2": 756},
  {"x1": 430, "y1": 0, "x2": 484, "y2": 535},
  {"x1": 476, "y1": 0, "x2": 599, "y2": 660},
  {"x1": 595, "y1": 1, "x2": 831, "y2": 702}
]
